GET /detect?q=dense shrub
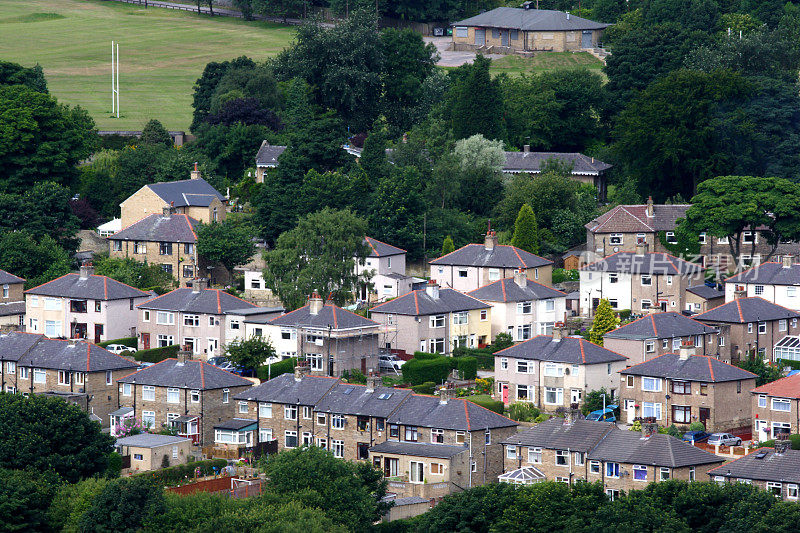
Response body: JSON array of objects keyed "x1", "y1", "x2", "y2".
[
  {"x1": 779, "y1": 359, "x2": 800, "y2": 370},
  {"x1": 402, "y1": 357, "x2": 453, "y2": 385},
  {"x1": 508, "y1": 402, "x2": 540, "y2": 422},
  {"x1": 256, "y1": 357, "x2": 296, "y2": 381},
  {"x1": 453, "y1": 346, "x2": 495, "y2": 369},
  {"x1": 760, "y1": 434, "x2": 800, "y2": 449},
  {"x1": 134, "y1": 459, "x2": 227, "y2": 486},
  {"x1": 454, "y1": 356, "x2": 477, "y2": 380},
  {"x1": 98, "y1": 337, "x2": 137, "y2": 349},
  {"x1": 467, "y1": 395, "x2": 504, "y2": 414},
  {"x1": 134, "y1": 344, "x2": 180, "y2": 363},
  {"x1": 411, "y1": 381, "x2": 436, "y2": 395},
  {"x1": 412, "y1": 351, "x2": 441, "y2": 360}
]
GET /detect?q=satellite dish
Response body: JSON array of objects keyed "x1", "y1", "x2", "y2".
[{"x1": 613, "y1": 247, "x2": 619, "y2": 252}]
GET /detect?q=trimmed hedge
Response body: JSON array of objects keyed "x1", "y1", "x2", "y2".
[
  {"x1": 412, "y1": 351, "x2": 441, "y2": 360},
  {"x1": 411, "y1": 381, "x2": 437, "y2": 395},
  {"x1": 779, "y1": 359, "x2": 800, "y2": 371},
  {"x1": 760, "y1": 434, "x2": 800, "y2": 449},
  {"x1": 98, "y1": 337, "x2": 137, "y2": 349},
  {"x1": 453, "y1": 346, "x2": 494, "y2": 370},
  {"x1": 256, "y1": 358, "x2": 296, "y2": 381},
  {"x1": 402, "y1": 357, "x2": 453, "y2": 386},
  {"x1": 454, "y1": 356, "x2": 478, "y2": 380},
  {"x1": 466, "y1": 395, "x2": 504, "y2": 414},
  {"x1": 134, "y1": 344, "x2": 180, "y2": 364},
  {"x1": 136, "y1": 458, "x2": 228, "y2": 486}
]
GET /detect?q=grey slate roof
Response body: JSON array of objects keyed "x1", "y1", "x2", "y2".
[
  {"x1": 694, "y1": 297, "x2": 800, "y2": 324},
  {"x1": 225, "y1": 306, "x2": 285, "y2": 316},
  {"x1": 364, "y1": 236, "x2": 405, "y2": 257},
  {"x1": 708, "y1": 448, "x2": 800, "y2": 484},
  {"x1": 110, "y1": 406, "x2": 134, "y2": 417},
  {"x1": 255, "y1": 141, "x2": 287, "y2": 166},
  {"x1": 26, "y1": 273, "x2": 149, "y2": 300},
  {"x1": 495, "y1": 335, "x2": 627, "y2": 365},
  {"x1": 0, "y1": 332, "x2": 138, "y2": 371},
  {"x1": 501, "y1": 417, "x2": 615, "y2": 452},
  {"x1": 0, "y1": 332, "x2": 45, "y2": 362},
  {"x1": 214, "y1": 418, "x2": 257, "y2": 431},
  {"x1": 118, "y1": 358, "x2": 252, "y2": 390},
  {"x1": 269, "y1": 303, "x2": 378, "y2": 330},
  {"x1": 116, "y1": 433, "x2": 191, "y2": 448},
  {"x1": 687, "y1": 284, "x2": 725, "y2": 300},
  {"x1": 468, "y1": 277, "x2": 565, "y2": 303},
  {"x1": 431, "y1": 243, "x2": 552, "y2": 269},
  {"x1": 369, "y1": 441, "x2": 468, "y2": 459},
  {"x1": 314, "y1": 383, "x2": 412, "y2": 418},
  {"x1": 370, "y1": 287, "x2": 489, "y2": 316},
  {"x1": 0, "y1": 301, "x2": 25, "y2": 317},
  {"x1": 138, "y1": 288, "x2": 256, "y2": 315},
  {"x1": 588, "y1": 431, "x2": 723, "y2": 468},
  {"x1": 503, "y1": 152, "x2": 611, "y2": 175},
  {"x1": 391, "y1": 496, "x2": 429, "y2": 506},
  {"x1": 604, "y1": 312, "x2": 717, "y2": 340},
  {"x1": 620, "y1": 353, "x2": 757, "y2": 383},
  {"x1": 453, "y1": 7, "x2": 610, "y2": 31},
  {"x1": 111, "y1": 213, "x2": 199, "y2": 243},
  {"x1": 581, "y1": 252, "x2": 704, "y2": 275},
  {"x1": 585, "y1": 204, "x2": 689, "y2": 233},
  {"x1": 388, "y1": 395, "x2": 517, "y2": 431},
  {"x1": 146, "y1": 177, "x2": 226, "y2": 208},
  {"x1": 233, "y1": 373, "x2": 339, "y2": 405},
  {"x1": 726, "y1": 262, "x2": 800, "y2": 287},
  {"x1": 0, "y1": 270, "x2": 24, "y2": 285}
]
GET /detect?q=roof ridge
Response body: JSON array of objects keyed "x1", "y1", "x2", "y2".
[
  {"x1": 500, "y1": 278, "x2": 508, "y2": 302},
  {"x1": 650, "y1": 314, "x2": 658, "y2": 337},
  {"x1": 364, "y1": 236, "x2": 407, "y2": 254}
]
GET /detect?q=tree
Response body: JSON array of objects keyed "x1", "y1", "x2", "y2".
[
  {"x1": 511, "y1": 203, "x2": 540, "y2": 255},
  {"x1": 0, "y1": 61, "x2": 47, "y2": 93},
  {"x1": 78, "y1": 476, "x2": 165, "y2": 533},
  {"x1": 451, "y1": 134, "x2": 505, "y2": 215},
  {"x1": 139, "y1": 119, "x2": 173, "y2": 148},
  {"x1": 581, "y1": 388, "x2": 615, "y2": 415},
  {"x1": 190, "y1": 56, "x2": 257, "y2": 131},
  {"x1": 679, "y1": 176, "x2": 800, "y2": 266},
  {"x1": 0, "y1": 231, "x2": 71, "y2": 289},
  {"x1": 441, "y1": 235, "x2": 455, "y2": 256},
  {"x1": 93, "y1": 254, "x2": 175, "y2": 293},
  {"x1": 0, "y1": 468, "x2": 56, "y2": 533},
  {"x1": 737, "y1": 356, "x2": 783, "y2": 386},
  {"x1": 196, "y1": 219, "x2": 256, "y2": 273},
  {"x1": 261, "y1": 446, "x2": 389, "y2": 532},
  {"x1": 358, "y1": 127, "x2": 389, "y2": 180},
  {"x1": 0, "y1": 393, "x2": 115, "y2": 483},
  {"x1": 589, "y1": 299, "x2": 619, "y2": 346},
  {"x1": 48, "y1": 478, "x2": 110, "y2": 533},
  {"x1": 263, "y1": 208, "x2": 370, "y2": 310},
  {"x1": 447, "y1": 55, "x2": 505, "y2": 141},
  {"x1": 223, "y1": 336, "x2": 277, "y2": 373},
  {"x1": 367, "y1": 167, "x2": 426, "y2": 261}
]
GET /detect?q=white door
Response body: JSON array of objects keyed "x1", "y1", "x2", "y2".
[
  {"x1": 207, "y1": 338, "x2": 219, "y2": 357},
  {"x1": 625, "y1": 400, "x2": 636, "y2": 424},
  {"x1": 571, "y1": 389, "x2": 582, "y2": 404},
  {"x1": 757, "y1": 420, "x2": 770, "y2": 442}
]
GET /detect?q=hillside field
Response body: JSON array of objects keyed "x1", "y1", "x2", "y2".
[{"x1": 0, "y1": 0, "x2": 295, "y2": 130}]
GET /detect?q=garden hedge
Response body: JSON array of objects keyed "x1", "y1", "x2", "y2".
[
  {"x1": 467, "y1": 396, "x2": 504, "y2": 414},
  {"x1": 412, "y1": 351, "x2": 441, "y2": 360},
  {"x1": 760, "y1": 434, "x2": 800, "y2": 449},
  {"x1": 134, "y1": 344, "x2": 180, "y2": 363},
  {"x1": 454, "y1": 356, "x2": 478, "y2": 380},
  {"x1": 779, "y1": 359, "x2": 800, "y2": 370},
  {"x1": 136, "y1": 458, "x2": 228, "y2": 486},
  {"x1": 98, "y1": 337, "x2": 137, "y2": 349},
  {"x1": 411, "y1": 381, "x2": 437, "y2": 395},
  {"x1": 453, "y1": 346, "x2": 495, "y2": 370},
  {"x1": 402, "y1": 357, "x2": 453, "y2": 386},
  {"x1": 256, "y1": 358, "x2": 296, "y2": 381}
]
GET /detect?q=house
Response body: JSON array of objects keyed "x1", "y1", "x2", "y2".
[
  {"x1": 430, "y1": 231, "x2": 553, "y2": 293},
  {"x1": 579, "y1": 246, "x2": 705, "y2": 316},
  {"x1": 109, "y1": 208, "x2": 204, "y2": 287},
  {"x1": 25, "y1": 263, "x2": 150, "y2": 342},
  {"x1": 358, "y1": 236, "x2": 416, "y2": 302},
  {"x1": 724, "y1": 257, "x2": 800, "y2": 311},
  {"x1": 116, "y1": 433, "x2": 193, "y2": 472},
  {"x1": 618, "y1": 347, "x2": 757, "y2": 430},
  {"x1": 603, "y1": 312, "x2": 719, "y2": 366},
  {"x1": 686, "y1": 284, "x2": 725, "y2": 314},
  {"x1": 500, "y1": 417, "x2": 723, "y2": 496},
  {"x1": 502, "y1": 149, "x2": 611, "y2": 202},
  {"x1": 468, "y1": 269, "x2": 566, "y2": 341},
  {"x1": 709, "y1": 445, "x2": 800, "y2": 501},
  {"x1": 451, "y1": 8, "x2": 609, "y2": 53},
  {"x1": 694, "y1": 296, "x2": 800, "y2": 363},
  {"x1": 254, "y1": 141, "x2": 287, "y2": 182},
  {"x1": 119, "y1": 166, "x2": 226, "y2": 228},
  {"x1": 0, "y1": 270, "x2": 25, "y2": 329},
  {"x1": 117, "y1": 353, "x2": 253, "y2": 445},
  {"x1": 0, "y1": 331, "x2": 138, "y2": 426},
  {"x1": 264, "y1": 294, "x2": 380, "y2": 376},
  {"x1": 493, "y1": 328, "x2": 627, "y2": 409},
  {"x1": 135, "y1": 279, "x2": 257, "y2": 359},
  {"x1": 750, "y1": 373, "x2": 800, "y2": 441},
  {"x1": 370, "y1": 281, "x2": 492, "y2": 356},
  {"x1": 224, "y1": 306, "x2": 284, "y2": 343}
]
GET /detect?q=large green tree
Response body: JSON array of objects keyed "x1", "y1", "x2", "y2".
[
  {"x1": 0, "y1": 231, "x2": 71, "y2": 289},
  {"x1": 589, "y1": 299, "x2": 619, "y2": 345},
  {"x1": 446, "y1": 55, "x2": 505, "y2": 141},
  {"x1": 0, "y1": 181, "x2": 81, "y2": 253},
  {"x1": 223, "y1": 336, "x2": 277, "y2": 373},
  {"x1": 0, "y1": 394, "x2": 115, "y2": 483},
  {"x1": 450, "y1": 134, "x2": 505, "y2": 216},
  {"x1": 0, "y1": 60, "x2": 47, "y2": 93},
  {"x1": 511, "y1": 203, "x2": 540, "y2": 255},
  {"x1": 79, "y1": 476, "x2": 165, "y2": 533},
  {"x1": 263, "y1": 208, "x2": 370, "y2": 310},
  {"x1": 196, "y1": 218, "x2": 256, "y2": 273},
  {"x1": 139, "y1": 119, "x2": 173, "y2": 148},
  {"x1": 0, "y1": 468, "x2": 56, "y2": 533},
  {"x1": 93, "y1": 254, "x2": 175, "y2": 293}
]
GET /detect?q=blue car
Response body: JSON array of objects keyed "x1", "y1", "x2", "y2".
[
  {"x1": 682, "y1": 430, "x2": 710, "y2": 443},
  {"x1": 586, "y1": 405, "x2": 618, "y2": 422}
]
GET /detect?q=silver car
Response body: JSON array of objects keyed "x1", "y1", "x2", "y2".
[
  {"x1": 707, "y1": 433, "x2": 742, "y2": 446},
  {"x1": 379, "y1": 354, "x2": 404, "y2": 373}
]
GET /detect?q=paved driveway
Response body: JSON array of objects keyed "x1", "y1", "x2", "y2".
[{"x1": 424, "y1": 36, "x2": 504, "y2": 67}]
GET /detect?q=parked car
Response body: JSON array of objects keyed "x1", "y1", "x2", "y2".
[
  {"x1": 682, "y1": 430, "x2": 710, "y2": 443},
  {"x1": 106, "y1": 344, "x2": 136, "y2": 355},
  {"x1": 379, "y1": 354, "x2": 405, "y2": 373},
  {"x1": 707, "y1": 433, "x2": 742, "y2": 446},
  {"x1": 586, "y1": 405, "x2": 618, "y2": 422}
]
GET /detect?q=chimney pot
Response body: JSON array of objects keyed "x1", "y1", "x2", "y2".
[
  {"x1": 514, "y1": 268, "x2": 527, "y2": 288},
  {"x1": 552, "y1": 322, "x2": 566, "y2": 342},
  {"x1": 190, "y1": 163, "x2": 201, "y2": 180},
  {"x1": 484, "y1": 231, "x2": 498, "y2": 251},
  {"x1": 79, "y1": 262, "x2": 94, "y2": 280},
  {"x1": 783, "y1": 255, "x2": 793, "y2": 268},
  {"x1": 646, "y1": 196, "x2": 654, "y2": 217},
  {"x1": 425, "y1": 281, "x2": 440, "y2": 300},
  {"x1": 308, "y1": 292, "x2": 323, "y2": 315}
]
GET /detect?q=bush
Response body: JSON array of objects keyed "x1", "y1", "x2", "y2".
[
  {"x1": 106, "y1": 452, "x2": 122, "y2": 479},
  {"x1": 760, "y1": 434, "x2": 800, "y2": 449},
  {"x1": 381, "y1": 375, "x2": 404, "y2": 387},
  {"x1": 467, "y1": 395, "x2": 504, "y2": 414},
  {"x1": 256, "y1": 357, "x2": 296, "y2": 381},
  {"x1": 779, "y1": 359, "x2": 800, "y2": 370},
  {"x1": 134, "y1": 459, "x2": 227, "y2": 486},
  {"x1": 454, "y1": 356, "x2": 478, "y2": 380},
  {"x1": 508, "y1": 402, "x2": 540, "y2": 422},
  {"x1": 453, "y1": 346, "x2": 495, "y2": 370},
  {"x1": 412, "y1": 351, "x2": 441, "y2": 360},
  {"x1": 617, "y1": 309, "x2": 632, "y2": 320},
  {"x1": 402, "y1": 357, "x2": 453, "y2": 385},
  {"x1": 552, "y1": 268, "x2": 579, "y2": 284},
  {"x1": 98, "y1": 337, "x2": 137, "y2": 349},
  {"x1": 689, "y1": 421, "x2": 706, "y2": 432},
  {"x1": 342, "y1": 370, "x2": 367, "y2": 384},
  {"x1": 134, "y1": 344, "x2": 180, "y2": 364},
  {"x1": 411, "y1": 381, "x2": 437, "y2": 395}
]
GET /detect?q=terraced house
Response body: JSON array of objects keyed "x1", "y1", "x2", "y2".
[
  {"x1": 709, "y1": 444, "x2": 800, "y2": 501},
  {"x1": 0, "y1": 269, "x2": 25, "y2": 329},
  {"x1": 370, "y1": 281, "x2": 491, "y2": 355},
  {"x1": 0, "y1": 331, "x2": 137, "y2": 427},
  {"x1": 724, "y1": 257, "x2": 800, "y2": 311},
  {"x1": 500, "y1": 417, "x2": 723, "y2": 497},
  {"x1": 750, "y1": 372, "x2": 800, "y2": 441}
]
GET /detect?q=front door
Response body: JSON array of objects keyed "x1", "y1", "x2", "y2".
[
  {"x1": 501, "y1": 30, "x2": 509, "y2": 46},
  {"x1": 94, "y1": 324, "x2": 103, "y2": 344},
  {"x1": 141, "y1": 333, "x2": 150, "y2": 350},
  {"x1": 207, "y1": 338, "x2": 219, "y2": 357},
  {"x1": 581, "y1": 30, "x2": 592, "y2": 48},
  {"x1": 699, "y1": 407, "x2": 711, "y2": 428},
  {"x1": 502, "y1": 384, "x2": 509, "y2": 404},
  {"x1": 475, "y1": 28, "x2": 486, "y2": 45},
  {"x1": 361, "y1": 357, "x2": 367, "y2": 374},
  {"x1": 384, "y1": 457, "x2": 398, "y2": 477},
  {"x1": 625, "y1": 399, "x2": 636, "y2": 424}
]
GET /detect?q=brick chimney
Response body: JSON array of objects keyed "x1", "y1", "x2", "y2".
[
  {"x1": 162, "y1": 202, "x2": 175, "y2": 217},
  {"x1": 366, "y1": 372, "x2": 381, "y2": 392},
  {"x1": 438, "y1": 386, "x2": 455, "y2": 405},
  {"x1": 733, "y1": 287, "x2": 746, "y2": 299},
  {"x1": 177, "y1": 345, "x2": 192, "y2": 363},
  {"x1": 679, "y1": 341, "x2": 695, "y2": 360},
  {"x1": 190, "y1": 162, "x2": 201, "y2": 180},
  {"x1": 514, "y1": 268, "x2": 527, "y2": 288},
  {"x1": 79, "y1": 262, "x2": 94, "y2": 280},
  {"x1": 635, "y1": 241, "x2": 649, "y2": 256},
  {"x1": 294, "y1": 361, "x2": 310, "y2": 382},
  {"x1": 484, "y1": 230, "x2": 498, "y2": 251},
  {"x1": 551, "y1": 322, "x2": 566, "y2": 342},
  {"x1": 641, "y1": 422, "x2": 658, "y2": 440},
  {"x1": 425, "y1": 280, "x2": 440, "y2": 300},
  {"x1": 775, "y1": 439, "x2": 791, "y2": 455},
  {"x1": 783, "y1": 255, "x2": 794, "y2": 269},
  {"x1": 523, "y1": 144, "x2": 530, "y2": 155},
  {"x1": 564, "y1": 404, "x2": 581, "y2": 425},
  {"x1": 191, "y1": 278, "x2": 207, "y2": 292},
  {"x1": 646, "y1": 196, "x2": 654, "y2": 217},
  {"x1": 308, "y1": 292, "x2": 323, "y2": 315}
]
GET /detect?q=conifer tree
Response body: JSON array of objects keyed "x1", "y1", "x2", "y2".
[
  {"x1": 510, "y1": 203, "x2": 540, "y2": 254},
  {"x1": 441, "y1": 235, "x2": 455, "y2": 256},
  {"x1": 589, "y1": 299, "x2": 619, "y2": 346}
]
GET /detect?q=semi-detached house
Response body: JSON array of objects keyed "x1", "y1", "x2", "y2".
[
  {"x1": 709, "y1": 445, "x2": 800, "y2": 501},
  {"x1": 750, "y1": 372, "x2": 800, "y2": 441},
  {"x1": 724, "y1": 257, "x2": 800, "y2": 311}
]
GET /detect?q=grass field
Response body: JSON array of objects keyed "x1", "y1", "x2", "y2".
[
  {"x1": 0, "y1": 0, "x2": 295, "y2": 130},
  {"x1": 489, "y1": 52, "x2": 605, "y2": 77}
]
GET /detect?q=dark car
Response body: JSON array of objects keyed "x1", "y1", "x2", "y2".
[{"x1": 682, "y1": 430, "x2": 710, "y2": 443}]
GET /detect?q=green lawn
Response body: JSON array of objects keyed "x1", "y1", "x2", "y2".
[
  {"x1": 0, "y1": 0, "x2": 295, "y2": 130},
  {"x1": 489, "y1": 52, "x2": 606, "y2": 77}
]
